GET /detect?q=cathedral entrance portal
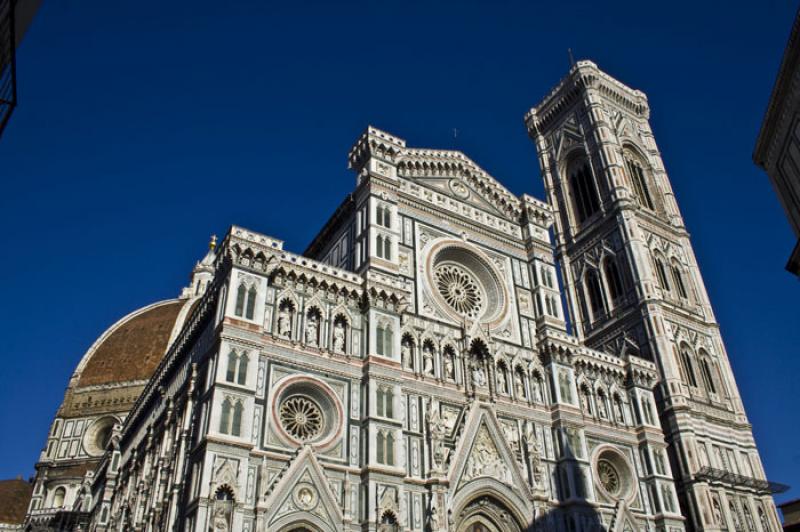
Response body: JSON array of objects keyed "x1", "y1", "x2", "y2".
[{"x1": 454, "y1": 495, "x2": 524, "y2": 532}]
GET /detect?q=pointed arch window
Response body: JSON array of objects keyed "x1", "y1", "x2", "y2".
[
  {"x1": 376, "y1": 204, "x2": 392, "y2": 228},
  {"x1": 234, "y1": 282, "x2": 257, "y2": 320},
  {"x1": 376, "y1": 430, "x2": 395, "y2": 466},
  {"x1": 237, "y1": 353, "x2": 248, "y2": 385},
  {"x1": 219, "y1": 398, "x2": 232, "y2": 434},
  {"x1": 235, "y1": 283, "x2": 246, "y2": 316},
  {"x1": 568, "y1": 158, "x2": 601, "y2": 223},
  {"x1": 377, "y1": 386, "x2": 394, "y2": 418},
  {"x1": 52, "y1": 487, "x2": 66, "y2": 508},
  {"x1": 231, "y1": 401, "x2": 243, "y2": 437},
  {"x1": 603, "y1": 258, "x2": 624, "y2": 303},
  {"x1": 625, "y1": 158, "x2": 655, "y2": 210},
  {"x1": 226, "y1": 351, "x2": 238, "y2": 382},
  {"x1": 700, "y1": 356, "x2": 717, "y2": 394},
  {"x1": 376, "y1": 322, "x2": 393, "y2": 357},
  {"x1": 654, "y1": 256, "x2": 671, "y2": 292},
  {"x1": 585, "y1": 271, "x2": 606, "y2": 318},
  {"x1": 680, "y1": 346, "x2": 699, "y2": 388},
  {"x1": 671, "y1": 261, "x2": 689, "y2": 299}
]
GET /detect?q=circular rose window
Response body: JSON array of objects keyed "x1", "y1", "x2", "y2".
[
  {"x1": 424, "y1": 240, "x2": 508, "y2": 325},
  {"x1": 597, "y1": 459, "x2": 621, "y2": 495},
  {"x1": 593, "y1": 447, "x2": 636, "y2": 502},
  {"x1": 279, "y1": 395, "x2": 324, "y2": 442},
  {"x1": 272, "y1": 377, "x2": 343, "y2": 449},
  {"x1": 434, "y1": 263, "x2": 485, "y2": 319}
]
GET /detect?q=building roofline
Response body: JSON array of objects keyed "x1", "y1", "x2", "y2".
[{"x1": 754, "y1": 6, "x2": 800, "y2": 167}]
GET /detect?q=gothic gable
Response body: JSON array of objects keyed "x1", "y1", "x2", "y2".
[
  {"x1": 448, "y1": 403, "x2": 531, "y2": 498},
  {"x1": 260, "y1": 446, "x2": 344, "y2": 530}
]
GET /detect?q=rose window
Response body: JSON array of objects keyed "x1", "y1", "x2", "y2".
[
  {"x1": 279, "y1": 395, "x2": 323, "y2": 441},
  {"x1": 434, "y1": 263, "x2": 485, "y2": 319},
  {"x1": 597, "y1": 459, "x2": 621, "y2": 495}
]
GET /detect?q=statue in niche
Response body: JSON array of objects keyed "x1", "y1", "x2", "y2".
[
  {"x1": 581, "y1": 389, "x2": 592, "y2": 413},
  {"x1": 514, "y1": 370, "x2": 526, "y2": 398},
  {"x1": 332, "y1": 320, "x2": 346, "y2": 353},
  {"x1": 277, "y1": 306, "x2": 292, "y2": 337},
  {"x1": 305, "y1": 313, "x2": 319, "y2": 346},
  {"x1": 711, "y1": 497, "x2": 722, "y2": 525},
  {"x1": 426, "y1": 401, "x2": 449, "y2": 472},
  {"x1": 443, "y1": 352, "x2": 455, "y2": 380},
  {"x1": 558, "y1": 371, "x2": 573, "y2": 403},
  {"x1": 497, "y1": 367, "x2": 508, "y2": 394},
  {"x1": 212, "y1": 505, "x2": 229, "y2": 531},
  {"x1": 532, "y1": 377, "x2": 543, "y2": 403},
  {"x1": 471, "y1": 362, "x2": 486, "y2": 389},
  {"x1": 401, "y1": 341, "x2": 413, "y2": 369},
  {"x1": 422, "y1": 344, "x2": 435, "y2": 376},
  {"x1": 614, "y1": 396, "x2": 625, "y2": 423},
  {"x1": 597, "y1": 395, "x2": 609, "y2": 419},
  {"x1": 523, "y1": 422, "x2": 544, "y2": 487}
]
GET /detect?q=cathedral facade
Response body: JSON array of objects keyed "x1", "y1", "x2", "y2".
[{"x1": 24, "y1": 62, "x2": 782, "y2": 532}]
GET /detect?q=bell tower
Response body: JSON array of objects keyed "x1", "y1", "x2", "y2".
[{"x1": 526, "y1": 61, "x2": 783, "y2": 531}]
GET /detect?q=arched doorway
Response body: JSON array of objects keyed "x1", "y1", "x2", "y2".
[{"x1": 455, "y1": 495, "x2": 523, "y2": 532}]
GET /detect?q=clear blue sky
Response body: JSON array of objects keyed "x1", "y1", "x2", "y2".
[{"x1": 1, "y1": 0, "x2": 798, "y2": 503}]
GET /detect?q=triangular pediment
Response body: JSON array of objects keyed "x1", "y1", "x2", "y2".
[
  {"x1": 397, "y1": 149, "x2": 520, "y2": 221},
  {"x1": 261, "y1": 446, "x2": 344, "y2": 529},
  {"x1": 448, "y1": 403, "x2": 531, "y2": 498}
]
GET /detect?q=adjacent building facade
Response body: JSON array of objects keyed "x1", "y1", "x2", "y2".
[
  {"x1": 25, "y1": 62, "x2": 782, "y2": 532},
  {"x1": 754, "y1": 6, "x2": 800, "y2": 276}
]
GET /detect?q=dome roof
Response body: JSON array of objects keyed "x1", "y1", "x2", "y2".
[{"x1": 75, "y1": 299, "x2": 192, "y2": 388}]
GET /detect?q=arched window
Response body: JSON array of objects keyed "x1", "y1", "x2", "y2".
[
  {"x1": 215, "y1": 486, "x2": 234, "y2": 501},
  {"x1": 376, "y1": 234, "x2": 384, "y2": 258},
  {"x1": 700, "y1": 356, "x2": 717, "y2": 394},
  {"x1": 585, "y1": 271, "x2": 605, "y2": 317},
  {"x1": 383, "y1": 236, "x2": 391, "y2": 260},
  {"x1": 671, "y1": 261, "x2": 689, "y2": 299},
  {"x1": 232, "y1": 401, "x2": 244, "y2": 437},
  {"x1": 237, "y1": 353, "x2": 248, "y2": 385},
  {"x1": 603, "y1": 258, "x2": 624, "y2": 303},
  {"x1": 385, "y1": 432, "x2": 395, "y2": 466},
  {"x1": 376, "y1": 431, "x2": 385, "y2": 464},
  {"x1": 226, "y1": 351, "x2": 238, "y2": 382},
  {"x1": 376, "y1": 322, "x2": 393, "y2": 357},
  {"x1": 246, "y1": 286, "x2": 257, "y2": 319},
  {"x1": 377, "y1": 386, "x2": 394, "y2": 418},
  {"x1": 52, "y1": 487, "x2": 66, "y2": 508},
  {"x1": 680, "y1": 346, "x2": 699, "y2": 388},
  {"x1": 219, "y1": 398, "x2": 232, "y2": 434},
  {"x1": 624, "y1": 157, "x2": 655, "y2": 210},
  {"x1": 235, "y1": 283, "x2": 247, "y2": 317},
  {"x1": 377, "y1": 205, "x2": 391, "y2": 228},
  {"x1": 568, "y1": 157, "x2": 601, "y2": 223},
  {"x1": 654, "y1": 256, "x2": 671, "y2": 292}
]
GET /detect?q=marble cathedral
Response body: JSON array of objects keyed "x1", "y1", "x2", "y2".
[{"x1": 22, "y1": 62, "x2": 784, "y2": 532}]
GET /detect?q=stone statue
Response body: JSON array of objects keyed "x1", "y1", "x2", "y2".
[
  {"x1": 213, "y1": 505, "x2": 229, "y2": 531},
  {"x1": 422, "y1": 345, "x2": 435, "y2": 376},
  {"x1": 305, "y1": 314, "x2": 318, "y2": 345},
  {"x1": 333, "y1": 321, "x2": 345, "y2": 353},
  {"x1": 558, "y1": 371, "x2": 572, "y2": 403},
  {"x1": 277, "y1": 307, "x2": 292, "y2": 337},
  {"x1": 598, "y1": 395, "x2": 609, "y2": 419},
  {"x1": 443, "y1": 353, "x2": 454, "y2": 380},
  {"x1": 426, "y1": 401, "x2": 449, "y2": 471},
  {"x1": 514, "y1": 370, "x2": 526, "y2": 398},
  {"x1": 401, "y1": 341, "x2": 412, "y2": 369},
  {"x1": 614, "y1": 397, "x2": 625, "y2": 423},
  {"x1": 471, "y1": 363, "x2": 486, "y2": 389},
  {"x1": 497, "y1": 368, "x2": 508, "y2": 393},
  {"x1": 532, "y1": 377, "x2": 543, "y2": 403},
  {"x1": 523, "y1": 422, "x2": 543, "y2": 487}
]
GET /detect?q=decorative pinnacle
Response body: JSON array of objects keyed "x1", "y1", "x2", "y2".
[{"x1": 209, "y1": 234, "x2": 217, "y2": 250}]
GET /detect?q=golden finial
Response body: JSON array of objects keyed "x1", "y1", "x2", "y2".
[{"x1": 209, "y1": 234, "x2": 217, "y2": 250}]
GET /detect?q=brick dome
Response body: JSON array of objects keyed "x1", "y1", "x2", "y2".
[{"x1": 75, "y1": 299, "x2": 192, "y2": 388}]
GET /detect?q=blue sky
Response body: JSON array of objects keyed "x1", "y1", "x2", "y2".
[{"x1": 1, "y1": 0, "x2": 798, "y2": 503}]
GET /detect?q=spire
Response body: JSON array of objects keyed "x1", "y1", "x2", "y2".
[{"x1": 181, "y1": 235, "x2": 218, "y2": 299}]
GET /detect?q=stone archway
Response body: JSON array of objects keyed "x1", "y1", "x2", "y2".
[{"x1": 454, "y1": 495, "x2": 523, "y2": 532}]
